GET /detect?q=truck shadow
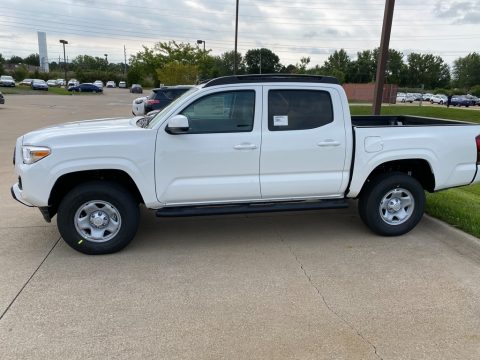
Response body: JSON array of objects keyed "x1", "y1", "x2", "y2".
[{"x1": 129, "y1": 202, "x2": 372, "y2": 253}]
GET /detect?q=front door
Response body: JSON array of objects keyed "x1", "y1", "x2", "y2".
[{"x1": 155, "y1": 86, "x2": 262, "y2": 205}]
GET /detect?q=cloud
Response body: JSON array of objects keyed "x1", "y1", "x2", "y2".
[{"x1": 434, "y1": 0, "x2": 480, "y2": 23}]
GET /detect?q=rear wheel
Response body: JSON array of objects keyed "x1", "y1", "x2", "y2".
[
  {"x1": 57, "y1": 181, "x2": 139, "y2": 254},
  {"x1": 358, "y1": 173, "x2": 425, "y2": 236}
]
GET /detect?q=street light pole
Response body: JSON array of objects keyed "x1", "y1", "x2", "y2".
[
  {"x1": 196, "y1": 39, "x2": 206, "y2": 53},
  {"x1": 234, "y1": 0, "x2": 239, "y2": 75},
  {"x1": 104, "y1": 53, "x2": 108, "y2": 64},
  {"x1": 59, "y1": 39, "x2": 68, "y2": 86}
]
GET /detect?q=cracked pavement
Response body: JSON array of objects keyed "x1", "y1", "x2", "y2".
[{"x1": 1, "y1": 92, "x2": 480, "y2": 359}]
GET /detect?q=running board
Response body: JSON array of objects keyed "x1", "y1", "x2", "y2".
[{"x1": 156, "y1": 199, "x2": 348, "y2": 217}]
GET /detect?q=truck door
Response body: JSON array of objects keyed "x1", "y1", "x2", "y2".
[
  {"x1": 155, "y1": 86, "x2": 262, "y2": 205},
  {"x1": 260, "y1": 86, "x2": 348, "y2": 199}
]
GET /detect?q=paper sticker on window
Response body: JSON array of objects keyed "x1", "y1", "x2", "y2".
[{"x1": 273, "y1": 115, "x2": 288, "y2": 126}]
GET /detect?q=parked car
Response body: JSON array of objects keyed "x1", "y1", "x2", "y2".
[
  {"x1": 411, "y1": 93, "x2": 422, "y2": 101},
  {"x1": 451, "y1": 96, "x2": 471, "y2": 107},
  {"x1": 106, "y1": 81, "x2": 116, "y2": 88},
  {"x1": 465, "y1": 95, "x2": 479, "y2": 106},
  {"x1": 0, "y1": 91, "x2": 4, "y2": 104},
  {"x1": 132, "y1": 96, "x2": 147, "y2": 116},
  {"x1": 93, "y1": 80, "x2": 104, "y2": 89},
  {"x1": 56, "y1": 79, "x2": 66, "y2": 86},
  {"x1": 11, "y1": 74, "x2": 480, "y2": 254},
  {"x1": 422, "y1": 93, "x2": 433, "y2": 101},
  {"x1": 19, "y1": 78, "x2": 33, "y2": 86},
  {"x1": 67, "y1": 79, "x2": 79, "y2": 88},
  {"x1": 143, "y1": 85, "x2": 194, "y2": 113},
  {"x1": 396, "y1": 92, "x2": 414, "y2": 103},
  {"x1": 0, "y1": 75, "x2": 15, "y2": 87},
  {"x1": 31, "y1": 79, "x2": 48, "y2": 91},
  {"x1": 46, "y1": 79, "x2": 58, "y2": 87},
  {"x1": 119, "y1": 81, "x2": 127, "y2": 88},
  {"x1": 430, "y1": 94, "x2": 448, "y2": 105},
  {"x1": 130, "y1": 84, "x2": 143, "y2": 94},
  {"x1": 68, "y1": 83, "x2": 103, "y2": 93}
]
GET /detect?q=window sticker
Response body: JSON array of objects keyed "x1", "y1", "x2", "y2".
[{"x1": 273, "y1": 115, "x2": 288, "y2": 126}]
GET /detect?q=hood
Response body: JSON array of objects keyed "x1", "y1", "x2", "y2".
[{"x1": 22, "y1": 117, "x2": 140, "y2": 145}]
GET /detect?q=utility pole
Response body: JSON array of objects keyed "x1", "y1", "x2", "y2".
[
  {"x1": 124, "y1": 45, "x2": 127, "y2": 76},
  {"x1": 259, "y1": 50, "x2": 262, "y2": 74},
  {"x1": 234, "y1": 0, "x2": 239, "y2": 74},
  {"x1": 372, "y1": 0, "x2": 395, "y2": 115}
]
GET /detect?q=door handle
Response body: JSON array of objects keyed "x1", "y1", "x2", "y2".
[
  {"x1": 234, "y1": 143, "x2": 257, "y2": 150},
  {"x1": 317, "y1": 140, "x2": 341, "y2": 147}
]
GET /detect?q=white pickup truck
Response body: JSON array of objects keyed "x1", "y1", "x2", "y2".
[{"x1": 11, "y1": 75, "x2": 480, "y2": 254}]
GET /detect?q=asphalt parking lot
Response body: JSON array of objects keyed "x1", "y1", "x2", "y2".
[{"x1": 1, "y1": 90, "x2": 480, "y2": 359}]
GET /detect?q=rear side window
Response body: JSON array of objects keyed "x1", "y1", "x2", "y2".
[{"x1": 268, "y1": 90, "x2": 333, "y2": 131}]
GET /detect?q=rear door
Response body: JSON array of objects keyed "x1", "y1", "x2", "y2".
[{"x1": 260, "y1": 85, "x2": 348, "y2": 199}]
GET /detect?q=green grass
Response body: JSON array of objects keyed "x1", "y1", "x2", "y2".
[
  {"x1": 351, "y1": 104, "x2": 480, "y2": 238},
  {"x1": 425, "y1": 186, "x2": 480, "y2": 238},
  {"x1": 350, "y1": 105, "x2": 480, "y2": 123},
  {"x1": 0, "y1": 86, "x2": 96, "y2": 95}
]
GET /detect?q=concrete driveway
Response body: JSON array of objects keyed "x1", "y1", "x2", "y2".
[{"x1": 1, "y1": 91, "x2": 480, "y2": 359}]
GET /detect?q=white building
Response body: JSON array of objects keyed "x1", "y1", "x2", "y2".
[{"x1": 37, "y1": 31, "x2": 49, "y2": 73}]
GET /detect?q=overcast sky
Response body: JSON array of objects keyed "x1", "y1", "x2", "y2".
[{"x1": 1, "y1": 0, "x2": 479, "y2": 67}]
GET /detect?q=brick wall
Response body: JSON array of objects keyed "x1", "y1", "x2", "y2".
[{"x1": 343, "y1": 83, "x2": 398, "y2": 103}]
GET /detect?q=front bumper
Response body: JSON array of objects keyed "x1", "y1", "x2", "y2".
[
  {"x1": 11, "y1": 183, "x2": 34, "y2": 207},
  {"x1": 11, "y1": 184, "x2": 52, "y2": 222}
]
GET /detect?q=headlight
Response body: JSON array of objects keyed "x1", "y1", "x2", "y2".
[{"x1": 22, "y1": 146, "x2": 51, "y2": 164}]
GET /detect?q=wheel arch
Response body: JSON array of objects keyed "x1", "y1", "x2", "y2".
[
  {"x1": 47, "y1": 169, "x2": 144, "y2": 219},
  {"x1": 357, "y1": 158, "x2": 435, "y2": 198}
]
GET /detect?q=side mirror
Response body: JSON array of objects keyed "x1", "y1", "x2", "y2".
[{"x1": 166, "y1": 115, "x2": 189, "y2": 134}]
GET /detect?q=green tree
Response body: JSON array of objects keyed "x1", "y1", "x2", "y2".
[
  {"x1": 385, "y1": 49, "x2": 406, "y2": 85},
  {"x1": 453, "y1": 52, "x2": 480, "y2": 89},
  {"x1": 349, "y1": 50, "x2": 376, "y2": 83},
  {"x1": 156, "y1": 62, "x2": 198, "y2": 85},
  {"x1": 320, "y1": 49, "x2": 351, "y2": 83},
  {"x1": 214, "y1": 50, "x2": 245, "y2": 76},
  {"x1": 24, "y1": 53, "x2": 40, "y2": 66},
  {"x1": 244, "y1": 48, "x2": 282, "y2": 74},
  {"x1": 406, "y1": 53, "x2": 450, "y2": 89},
  {"x1": 295, "y1": 57, "x2": 310, "y2": 74},
  {"x1": 72, "y1": 55, "x2": 106, "y2": 71},
  {"x1": 130, "y1": 41, "x2": 205, "y2": 86},
  {"x1": 8, "y1": 55, "x2": 23, "y2": 64},
  {"x1": 0, "y1": 53, "x2": 4, "y2": 74},
  {"x1": 13, "y1": 64, "x2": 28, "y2": 81}
]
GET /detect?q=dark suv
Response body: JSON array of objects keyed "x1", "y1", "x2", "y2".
[{"x1": 144, "y1": 86, "x2": 193, "y2": 113}]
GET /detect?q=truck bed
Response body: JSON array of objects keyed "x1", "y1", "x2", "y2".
[{"x1": 351, "y1": 115, "x2": 475, "y2": 127}]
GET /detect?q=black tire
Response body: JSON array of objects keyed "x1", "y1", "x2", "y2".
[
  {"x1": 57, "y1": 181, "x2": 139, "y2": 255},
  {"x1": 358, "y1": 172, "x2": 425, "y2": 236}
]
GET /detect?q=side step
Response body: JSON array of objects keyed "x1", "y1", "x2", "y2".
[{"x1": 156, "y1": 199, "x2": 348, "y2": 217}]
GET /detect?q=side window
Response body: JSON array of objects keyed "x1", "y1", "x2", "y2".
[
  {"x1": 268, "y1": 90, "x2": 333, "y2": 131},
  {"x1": 180, "y1": 90, "x2": 255, "y2": 134}
]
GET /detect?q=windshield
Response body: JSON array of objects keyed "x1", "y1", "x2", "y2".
[{"x1": 147, "y1": 87, "x2": 199, "y2": 128}]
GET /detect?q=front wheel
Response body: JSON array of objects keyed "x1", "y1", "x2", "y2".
[
  {"x1": 57, "y1": 181, "x2": 139, "y2": 254},
  {"x1": 358, "y1": 173, "x2": 425, "y2": 236}
]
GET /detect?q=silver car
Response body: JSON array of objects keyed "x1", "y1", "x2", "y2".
[{"x1": 0, "y1": 75, "x2": 15, "y2": 87}]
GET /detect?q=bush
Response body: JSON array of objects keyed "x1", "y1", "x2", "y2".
[{"x1": 469, "y1": 85, "x2": 480, "y2": 97}]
